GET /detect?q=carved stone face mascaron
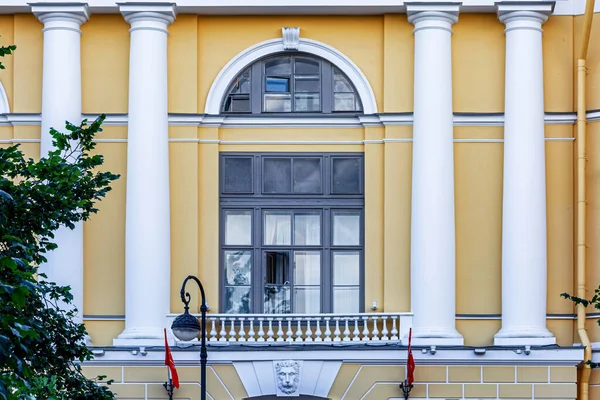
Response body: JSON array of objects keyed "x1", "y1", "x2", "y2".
[{"x1": 275, "y1": 360, "x2": 300, "y2": 395}]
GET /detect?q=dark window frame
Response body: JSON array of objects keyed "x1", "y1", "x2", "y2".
[
  {"x1": 219, "y1": 153, "x2": 365, "y2": 314},
  {"x1": 221, "y1": 53, "x2": 363, "y2": 115}
]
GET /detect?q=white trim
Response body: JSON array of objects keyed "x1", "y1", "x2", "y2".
[
  {"x1": 0, "y1": 81, "x2": 10, "y2": 114},
  {"x1": 1, "y1": 137, "x2": 579, "y2": 145},
  {"x1": 85, "y1": 347, "x2": 584, "y2": 367},
  {"x1": 204, "y1": 38, "x2": 378, "y2": 115}
]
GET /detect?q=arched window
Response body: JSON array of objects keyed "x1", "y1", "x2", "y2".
[{"x1": 222, "y1": 54, "x2": 362, "y2": 114}]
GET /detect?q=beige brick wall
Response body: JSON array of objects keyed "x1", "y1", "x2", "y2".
[{"x1": 83, "y1": 363, "x2": 579, "y2": 400}]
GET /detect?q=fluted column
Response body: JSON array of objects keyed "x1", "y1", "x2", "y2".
[
  {"x1": 114, "y1": 3, "x2": 175, "y2": 345},
  {"x1": 494, "y1": 2, "x2": 555, "y2": 346},
  {"x1": 31, "y1": 3, "x2": 88, "y2": 328},
  {"x1": 407, "y1": 3, "x2": 463, "y2": 345}
]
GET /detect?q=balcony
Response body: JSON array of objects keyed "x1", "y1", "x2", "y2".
[{"x1": 166, "y1": 312, "x2": 413, "y2": 345}]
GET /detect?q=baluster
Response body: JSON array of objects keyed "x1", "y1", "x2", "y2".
[
  {"x1": 381, "y1": 316, "x2": 389, "y2": 341},
  {"x1": 305, "y1": 318, "x2": 313, "y2": 342},
  {"x1": 361, "y1": 316, "x2": 370, "y2": 341},
  {"x1": 314, "y1": 318, "x2": 323, "y2": 342},
  {"x1": 342, "y1": 318, "x2": 351, "y2": 342},
  {"x1": 293, "y1": 317, "x2": 302, "y2": 342},
  {"x1": 248, "y1": 318, "x2": 256, "y2": 342},
  {"x1": 219, "y1": 317, "x2": 227, "y2": 342},
  {"x1": 229, "y1": 318, "x2": 237, "y2": 342},
  {"x1": 239, "y1": 318, "x2": 247, "y2": 342},
  {"x1": 352, "y1": 317, "x2": 361, "y2": 341},
  {"x1": 390, "y1": 316, "x2": 399, "y2": 341},
  {"x1": 324, "y1": 317, "x2": 332, "y2": 342},
  {"x1": 333, "y1": 317, "x2": 341, "y2": 342},
  {"x1": 286, "y1": 318, "x2": 293, "y2": 342},
  {"x1": 257, "y1": 319, "x2": 265, "y2": 342},
  {"x1": 266, "y1": 318, "x2": 274, "y2": 342},
  {"x1": 276, "y1": 318, "x2": 284, "y2": 342},
  {"x1": 209, "y1": 317, "x2": 218, "y2": 342},
  {"x1": 371, "y1": 316, "x2": 380, "y2": 341}
]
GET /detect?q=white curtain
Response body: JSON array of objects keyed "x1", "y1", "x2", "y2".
[
  {"x1": 264, "y1": 213, "x2": 291, "y2": 245},
  {"x1": 225, "y1": 212, "x2": 252, "y2": 245},
  {"x1": 294, "y1": 213, "x2": 320, "y2": 245}
]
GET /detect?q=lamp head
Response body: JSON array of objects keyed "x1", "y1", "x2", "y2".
[{"x1": 171, "y1": 308, "x2": 200, "y2": 341}]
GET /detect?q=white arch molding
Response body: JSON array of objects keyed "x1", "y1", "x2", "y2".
[
  {"x1": 0, "y1": 81, "x2": 10, "y2": 114},
  {"x1": 205, "y1": 38, "x2": 378, "y2": 115}
]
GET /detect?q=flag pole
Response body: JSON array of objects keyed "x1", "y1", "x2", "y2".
[
  {"x1": 399, "y1": 328, "x2": 414, "y2": 399},
  {"x1": 163, "y1": 369, "x2": 174, "y2": 400}
]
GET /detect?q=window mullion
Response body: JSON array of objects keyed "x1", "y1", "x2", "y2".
[{"x1": 251, "y1": 62, "x2": 262, "y2": 114}]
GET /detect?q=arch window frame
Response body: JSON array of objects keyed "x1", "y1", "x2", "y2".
[{"x1": 221, "y1": 53, "x2": 363, "y2": 115}]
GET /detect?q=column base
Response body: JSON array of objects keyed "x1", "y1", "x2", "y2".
[
  {"x1": 113, "y1": 327, "x2": 166, "y2": 346},
  {"x1": 408, "y1": 327, "x2": 464, "y2": 346},
  {"x1": 494, "y1": 327, "x2": 556, "y2": 346}
]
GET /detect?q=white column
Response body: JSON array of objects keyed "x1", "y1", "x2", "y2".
[
  {"x1": 31, "y1": 4, "x2": 88, "y2": 329},
  {"x1": 114, "y1": 3, "x2": 175, "y2": 345},
  {"x1": 407, "y1": 4, "x2": 463, "y2": 346},
  {"x1": 494, "y1": 3, "x2": 555, "y2": 346}
]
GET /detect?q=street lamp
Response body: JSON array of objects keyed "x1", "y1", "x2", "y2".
[{"x1": 171, "y1": 275, "x2": 208, "y2": 400}]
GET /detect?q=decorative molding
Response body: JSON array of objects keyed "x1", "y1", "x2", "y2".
[
  {"x1": 0, "y1": 112, "x2": 586, "y2": 129},
  {"x1": 204, "y1": 38, "x2": 379, "y2": 115},
  {"x1": 282, "y1": 27, "x2": 300, "y2": 50},
  {"x1": 84, "y1": 347, "x2": 584, "y2": 367},
  {"x1": 0, "y1": 81, "x2": 10, "y2": 114}
]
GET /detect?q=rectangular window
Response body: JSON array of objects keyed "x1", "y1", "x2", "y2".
[{"x1": 220, "y1": 153, "x2": 364, "y2": 314}]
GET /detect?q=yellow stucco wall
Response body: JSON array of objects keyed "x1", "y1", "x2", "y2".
[{"x1": 3, "y1": 12, "x2": 600, "y2": 348}]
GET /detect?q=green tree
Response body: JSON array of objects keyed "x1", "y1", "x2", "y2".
[
  {"x1": 561, "y1": 287, "x2": 600, "y2": 368},
  {"x1": 0, "y1": 114, "x2": 120, "y2": 399}
]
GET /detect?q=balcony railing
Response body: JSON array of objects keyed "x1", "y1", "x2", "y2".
[{"x1": 167, "y1": 312, "x2": 413, "y2": 345}]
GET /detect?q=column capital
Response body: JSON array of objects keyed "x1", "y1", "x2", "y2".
[
  {"x1": 406, "y1": 3, "x2": 460, "y2": 33},
  {"x1": 497, "y1": 1, "x2": 554, "y2": 29},
  {"x1": 30, "y1": 3, "x2": 89, "y2": 31},
  {"x1": 118, "y1": 2, "x2": 176, "y2": 32}
]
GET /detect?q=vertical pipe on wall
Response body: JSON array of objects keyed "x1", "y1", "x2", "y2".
[{"x1": 576, "y1": 2, "x2": 595, "y2": 400}]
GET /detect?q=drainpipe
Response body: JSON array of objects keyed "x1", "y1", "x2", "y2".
[{"x1": 576, "y1": 1, "x2": 595, "y2": 400}]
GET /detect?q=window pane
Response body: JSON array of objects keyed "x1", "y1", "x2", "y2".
[
  {"x1": 295, "y1": 57, "x2": 320, "y2": 74},
  {"x1": 333, "y1": 212, "x2": 360, "y2": 246},
  {"x1": 333, "y1": 287, "x2": 360, "y2": 313},
  {"x1": 224, "y1": 251, "x2": 252, "y2": 285},
  {"x1": 264, "y1": 94, "x2": 292, "y2": 112},
  {"x1": 224, "y1": 211, "x2": 252, "y2": 245},
  {"x1": 333, "y1": 73, "x2": 354, "y2": 93},
  {"x1": 294, "y1": 213, "x2": 321, "y2": 245},
  {"x1": 225, "y1": 286, "x2": 252, "y2": 314},
  {"x1": 266, "y1": 77, "x2": 290, "y2": 92},
  {"x1": 333, "y1": 252, "x2": 360, "y2": 285},
  {"x1": 334, "y1": 93, "x2": 358, "y2": 111},
  {"x1": 264, "y1": 158, "x2": 292, "y2": 193},
  {"x1": 295, "y1": 77, "x2": 320, "y2": 92},
  {"x1": 229, "y1": 71, "x2": 251, "y2": 94},
  {"x1": 293, "y1": 158, "x2": 321, "y2": 193},
  {"x1": 264, "y1": 212, "x2": 292, "y2": 245},
  {"x1": 294, "y1": 251, "x2": 321, "y2": 285},
  {"x1": 223, "y1": 95, "x2": 250, "y2": 113},
  {"x1": 224, "y1": 157, "x2": 253, "y2": 193},
  {"x1": 264, "y1": 286, "x2": 291, "y2": 314},
  {"x1": 265, "y1": 57, "x2": 292, "y2": 75},
  {"x1": 294, "y1": 287, "x2": 320, "y2": 313},
  {"x1": 294, "y1": 93, "x2": 320, "y2": 112},
  {"x1": 332, "y1": 158, "x2": 361, "y2": 194}
]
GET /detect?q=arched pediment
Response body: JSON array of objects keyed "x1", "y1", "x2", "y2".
[{"x1": 205, "y1": 36, "x2": 378, "y2": 115}]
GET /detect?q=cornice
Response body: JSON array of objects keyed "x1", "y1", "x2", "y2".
[{"x1": 0, "y1": 111, "x2": 583, "y2": 129}]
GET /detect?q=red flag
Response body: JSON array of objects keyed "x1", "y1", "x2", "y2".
[
  {"x1": 406, "y1": 328, "x2": 415, "y2": 386},
  {"x1": 164, "y1": 328, "x2": 180, "y2": 389}
]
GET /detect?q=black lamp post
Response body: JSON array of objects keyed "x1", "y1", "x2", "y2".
[{"x1": 171, "y1": 275, "x2": 208, "y2": 400}]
